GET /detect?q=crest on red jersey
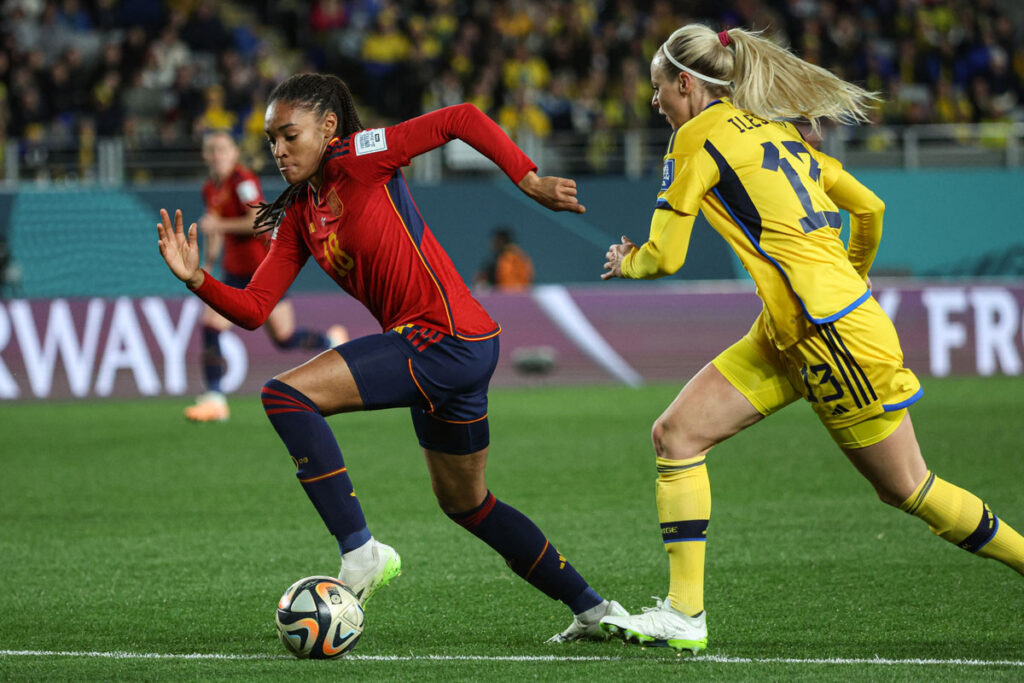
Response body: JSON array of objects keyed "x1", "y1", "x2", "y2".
[{"x1": 327, "y1": 188, "x2": 344, "y2": 218}]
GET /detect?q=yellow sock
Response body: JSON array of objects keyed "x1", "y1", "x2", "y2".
[
  {"x1": 901, "y1": 471, "x2": 1024, "y2": 575},
  {"x1": 656, "y1": 455, "x2": 711, "y2": 616}
]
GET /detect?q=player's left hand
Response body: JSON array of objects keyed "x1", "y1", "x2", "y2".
[
  {"x1": 602, "y1": 236, "x2": 636, "y2": 280},
  {"x1": 517, "y1": 171, "x2": 586, "y2": 214}
]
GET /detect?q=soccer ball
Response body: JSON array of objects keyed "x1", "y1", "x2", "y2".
[{"x1": 275, "y1": 576, "x2": 364, "y2": 659}]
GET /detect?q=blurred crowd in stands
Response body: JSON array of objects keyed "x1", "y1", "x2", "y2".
[{"x1": 1, "y1": 0, "x2": 1022, "y2": 175}]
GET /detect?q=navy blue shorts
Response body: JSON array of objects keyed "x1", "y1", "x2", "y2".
[{"x1": 336, "y1": 325, "x2": 499, "y2": 455}]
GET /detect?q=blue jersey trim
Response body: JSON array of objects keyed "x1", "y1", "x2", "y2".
[
  {"x1": 386, "y1": 172, "x2": 425, "y2": 245},
  {"x1": 882, "y1": 386, "x2": 924, "y2": 412},
  {"x1": 664, "y1": 538, "x2": 708, "y2": 543},
  {"x1": 704, "y1": 139, "x2": 866, "y2": 325},
  {"x1": 385, "y1": 170, "x2": 457, "y2": 336},
  {"x1": 704, "y1": 140, "x2": 762, "y2": 243},
  {"x1": 814, "y1": 290, "x2": 872, "y2": 324},
  {"x1": 709, "y1": 185, "x2": 870, "y2": 325},
  {"x1": 655, "y1": 197, "x2": 673, "y2": 210}
]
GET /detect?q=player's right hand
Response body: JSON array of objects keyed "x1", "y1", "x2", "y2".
[
  {"x1": 601, "y1": 236, "x2": 636, "y2": 280},
  {"x1": 517, "y1": 171, "x2": 586, "y2": 214},
  {"x1": 157, "y1": 208, "x2": 204, "y2": 289}
]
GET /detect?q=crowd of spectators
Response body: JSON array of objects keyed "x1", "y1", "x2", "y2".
[
  {"x1": 1, "y1": 0, "x2": 288, "y2": 176},
  {"x1": 1, "y1": 0, "x2": 1022, "y2": 179}
]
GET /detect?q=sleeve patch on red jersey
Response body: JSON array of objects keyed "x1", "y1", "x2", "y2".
[
  {"x1": 354, "y1": 128, "x2": 388, "y2": 156},
  {"x1": 236, "y1": 179, "x2": 260, "y2": 203}
]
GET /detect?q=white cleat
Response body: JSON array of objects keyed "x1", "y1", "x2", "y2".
[
  {"x1": 338, "y1": 540, "x2": 401, "y2": 605},
  {"x1": 546, "y1": 599, "x2": 628, "y2": 643},
  {"x1": 600, "y1": 597, "x2": 707, "y2": 655}
]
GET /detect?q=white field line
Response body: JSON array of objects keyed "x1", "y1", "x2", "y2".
[{"x1": 1, "y1": 650, "x2": 1023, "y2": 667}]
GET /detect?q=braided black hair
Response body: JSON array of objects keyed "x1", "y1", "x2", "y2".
[{"x1": 252, "y1": 74, "x2": 364, "y2": 234}]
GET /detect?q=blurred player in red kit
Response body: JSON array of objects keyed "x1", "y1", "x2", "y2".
[{"x1": 188, "y1": 130, "x2": 347, "y2": 422}]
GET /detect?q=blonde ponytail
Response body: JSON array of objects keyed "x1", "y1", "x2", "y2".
[{"x1": 659, "y1": 25, "x2": 879, "y2": 132}]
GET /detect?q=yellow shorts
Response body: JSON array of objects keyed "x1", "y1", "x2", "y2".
[{"x1": 712, "y1": 298, "x2": 922, "y2": 449}]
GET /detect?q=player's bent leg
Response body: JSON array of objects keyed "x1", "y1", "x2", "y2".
[
  {"x1": 273, "y1": 348, "x2": 365, "y2": 416},
  {"x1": 423, "y1": 444, "x2": 619, "y2": 642},
  {"x1": 261, "y1": 350, "x2": 399, "y2": 601},
  {"x1": 607, "y1": 345, "x2": 796, "y2": 653},
  {"x1": 843, "y1": 412, "x2": 1024, "y2": 575},
  {"x1": 840, "y1": 410, "x2": 927, "y2": 506},
  {"x1": 652, "y1": 360, "x2": 768, "y2": 463},
  {"x1": 185, "y1": 306, "x2": 234, "y2": 422},
  {"x1": 266, "y1": 300, "x2": 334, "y2": 351},
  {"x1": 264, "y1": 299, "x2": 297, "y2": 346},
  {"x1": 423, "y1": 447, "x2": 490, "y2": 514},
  {"x1": 651, "y1": 361, "x2": 771, "y2": 621}
]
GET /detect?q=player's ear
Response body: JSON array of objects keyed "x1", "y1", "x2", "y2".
[{"x1": 321, "y1": 111, "x2": 338, "y2": 139}]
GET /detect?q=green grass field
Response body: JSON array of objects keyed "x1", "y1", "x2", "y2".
[{"x1": 1, "y1": 377, "x2": 1023, "y2": 681}]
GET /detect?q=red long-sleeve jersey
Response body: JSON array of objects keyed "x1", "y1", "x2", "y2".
[{"x1": 193, "y1": 104, "x2": 537, "y2": 339}]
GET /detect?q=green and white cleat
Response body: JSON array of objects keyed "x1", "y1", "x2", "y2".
[
  {"x1": 546, "y1": 599, "x2": 628, "y2": 643},
  {"x1": 600, "y1": 597, "x2": 707, "y2": 655},
  {"x1": 339, "y1": 540, "x2": 402, "y2": 605}
]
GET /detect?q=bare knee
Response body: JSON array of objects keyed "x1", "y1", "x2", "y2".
[
  {"x1": 841, "y1": 416, "x2": 928, "y2": 510},
  {"x1": 434, "y1": 485, "x2": 486, "y2": 515},
  {"x1": 425, "y1": 450, "x2": 488, "y2": 515},
  {"x1": 870, "y1": 473, "x2": 924, "y2": 508},
  {"x1": 873, "y1": 486, "x2": 908, "y2": 508},
  {"x1": 651, "y1": 416, "x2": 705, "y2": 461}
]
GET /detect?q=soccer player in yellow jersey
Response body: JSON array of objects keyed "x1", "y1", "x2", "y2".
[{"x1": 598, "y1": 24, "x2": 1024, "y2": 655}]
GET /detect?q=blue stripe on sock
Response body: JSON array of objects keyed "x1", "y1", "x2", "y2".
[
  {"x1": 958, "y1": 505, "x2": 999, "y2": 553},
  {"x1": 661, "y1": 520, "x2": 708, "y2": 543}
]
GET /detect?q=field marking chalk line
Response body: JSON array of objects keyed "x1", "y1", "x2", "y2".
[{"x1": 2, "y1": 650, "x2": 1024, "y2": 667}]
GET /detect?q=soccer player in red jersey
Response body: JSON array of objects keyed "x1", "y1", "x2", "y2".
[
  {"x1": 188, "y1": 130, "x2": 348, "y2": 422},
  {"x1": 157, "y1": 73, "x2": 624, "y2": 641}
]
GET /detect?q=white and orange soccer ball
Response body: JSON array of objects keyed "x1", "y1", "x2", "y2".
[{"x1": 275, "y1": 576, "x2": 364, "y2": 659}]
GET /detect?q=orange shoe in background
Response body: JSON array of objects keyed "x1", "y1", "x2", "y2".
[
  {"x1": 184, "y1": 392, "x2": 230, "y2": 422},
  {"x1": 327, "y1": 324, "x2": 350, "y2": 347}
]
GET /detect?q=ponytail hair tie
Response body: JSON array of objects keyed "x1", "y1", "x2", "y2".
[{"x1": 718, "y1": 30, "x2": 731, "y2": 47}]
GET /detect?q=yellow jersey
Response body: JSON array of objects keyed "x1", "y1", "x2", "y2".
[{"x1": 622, "y1": 98, "x2": 884, "y2": 349}]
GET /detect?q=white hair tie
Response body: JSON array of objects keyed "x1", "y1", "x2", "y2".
[{"x1": 661, "y1": 42, "x2": 732, "y2": 87}]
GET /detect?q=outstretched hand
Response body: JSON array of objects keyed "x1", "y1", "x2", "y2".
[
  {"x1": 601, "y1": 236, "x2": 637, "y2": 280},
  {"x1": 156, "y1": 208, "x2": 204, "y2": 289},
  {"x1": 517, "y1": 171, "x2": 586, "y2": 214}
]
